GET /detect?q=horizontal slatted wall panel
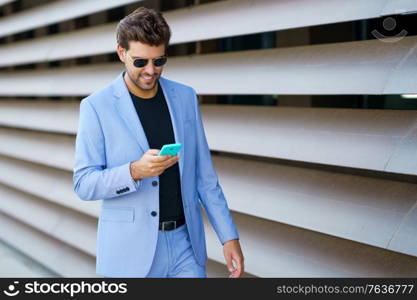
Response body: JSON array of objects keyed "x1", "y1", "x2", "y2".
[
  {"x1": 1, "y1": 102, "x2": 416, "y2": 176},
  {"x1": 0, "y1": 0, "x2": 141, "y2": 38},
  {"x1": 1, "y1": 36, "x2": 416, "y2": 95},
  {"x1": 203, "y1": 212, "x2": 417, "y2": 277},
  {"x1": 1, "y1": 0, "x2": 417, "y2": 67},
  {"x1": 0, "y1": 0, "x2": 16, "y2": 7}
]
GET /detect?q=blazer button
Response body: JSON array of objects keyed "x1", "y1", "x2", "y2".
[
  {"x1": 152, "y1": 181, "x2": 158, "y2": 187},
  {"x1": 151, "y1": 211, "x2": 157, "y2": 217}
]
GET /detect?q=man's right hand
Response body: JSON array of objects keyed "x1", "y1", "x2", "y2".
[{"x1": 129, "y1": 149, "x2": 179, "y2": 181}]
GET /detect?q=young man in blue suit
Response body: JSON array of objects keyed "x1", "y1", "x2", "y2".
[{"x1": 73, "y1": 7, "x2": 244, "y2": 278}]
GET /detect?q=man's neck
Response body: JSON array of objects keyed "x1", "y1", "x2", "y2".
[{"x1": 124, "y1": 72, "x2": 158, "y2": 99}]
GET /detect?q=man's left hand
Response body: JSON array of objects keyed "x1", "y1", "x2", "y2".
[{"x1": 223, "y1": 239, "x2": 244, "y2": 278}]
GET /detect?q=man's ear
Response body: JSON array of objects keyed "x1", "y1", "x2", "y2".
[{"x1": 116, "y1": 44, "x2": 126, "y2": 63}]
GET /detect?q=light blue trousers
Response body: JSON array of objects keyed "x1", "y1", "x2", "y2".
[{"x1": 145, "y1": 223, "x2": 207, "y2": 278}]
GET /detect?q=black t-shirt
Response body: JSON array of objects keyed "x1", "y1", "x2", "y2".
[{"x1": 129, "y1": 80, "x2": 185, "y2": 222}]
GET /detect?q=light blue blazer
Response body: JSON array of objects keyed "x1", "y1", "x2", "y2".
[{"x1": 73, "y1": 71, "x2": 239, "y2": 277}]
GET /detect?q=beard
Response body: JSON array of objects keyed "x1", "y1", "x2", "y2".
[{"x1": 127, "y1": 69, "x2": 160, "y2": 91}]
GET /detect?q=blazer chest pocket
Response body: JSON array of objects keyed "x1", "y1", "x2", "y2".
[{"x1": 100, "y1": 207, "x2": 134, "y2": 223}]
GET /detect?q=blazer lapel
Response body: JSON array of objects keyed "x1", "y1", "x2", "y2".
[
  {"x1": 160, "y1": 76, "x2": 185, "y2": 178},
  {"x1": 112, "y1": 71, "x2": 150, "y2": 154}
]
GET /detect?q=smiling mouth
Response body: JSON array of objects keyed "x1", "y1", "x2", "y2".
[{"x1": 141, "y1": 75, "x2": 155, "y2": 83}]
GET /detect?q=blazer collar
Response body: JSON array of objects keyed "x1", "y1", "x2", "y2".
[{"x1": 112, "y1": 71, "x2": 185, "y2": 176}]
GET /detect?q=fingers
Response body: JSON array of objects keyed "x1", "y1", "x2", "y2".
[
  {"x1": 228, "y1": 260, "x2": 239, "y2": 278},
  {"x1": 151, "y1": 154, "x2": 179, "y2": 166},
  {"x1": 159, "y1": 156, "x2": 179, "y2": 171},
  {"x1": 146, "y1": 149, "x2": 160, "y2": 155},
  {"x1": 234, "y1": 257, "x2": 243, "y2": 278},
  {"x1": 227, "y1": 253, "x2": 244, "y2": 278},
  {"x1": 166, "y1": 155, "x2": 179, "y2": 167},
  {"x1": 150, "y1": 154, "x2": 171, "y2": 163},
  {"x1": 147, "y1": 149, "x2": 176, "y2": 162},
  {"x1": 225, "y1": 255, "x2": 235, "y2": 275},
  {"x1": 141, "y1": 150, "x2": 180, "y2": 177},
  {"x1": 147, "y1": 155, "x2": 179, "y2": 176}
]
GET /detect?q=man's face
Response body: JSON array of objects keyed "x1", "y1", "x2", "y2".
[{"x1": 117, "y1": 40, "x2": 166, "y2": 92}]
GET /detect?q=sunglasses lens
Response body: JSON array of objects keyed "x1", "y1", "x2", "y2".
[
  {"x1": 132, "y1": 57, "x2": 167, "y2": 68},
  {"x1": 154, "y1": 57, "x2": 167, "y2": 67},
  {"x1": 133, "y1": 59, "x2": 147, "y2": 68}
]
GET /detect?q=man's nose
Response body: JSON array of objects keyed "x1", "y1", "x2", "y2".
[{"x1": 143, "y1": 61, "x2": 155, "y2": 74}]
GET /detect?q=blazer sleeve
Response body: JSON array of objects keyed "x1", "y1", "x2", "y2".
[
  {"x1": 191, "y1": 88, "x2": 240, "y2": 245},
  {"x1": 73, "y1": 99, "x2": 140, "y2": 201}
]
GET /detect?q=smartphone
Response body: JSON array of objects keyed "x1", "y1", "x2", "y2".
[{"x1": 159, "y1": 143, "x2": 182, "y2": 156}]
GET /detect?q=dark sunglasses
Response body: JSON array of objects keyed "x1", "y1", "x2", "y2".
[{"x1": 130, "y1": 55, "x2": 168, "y2": 68}]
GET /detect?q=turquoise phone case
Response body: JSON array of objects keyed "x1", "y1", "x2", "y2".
[{"x1": 159, "y1": 143, "x2": 182, "y2": 156}]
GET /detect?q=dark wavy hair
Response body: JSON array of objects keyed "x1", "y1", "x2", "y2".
[{"x1": 116, "y1": 7, "x2": 171, "y2": 50}]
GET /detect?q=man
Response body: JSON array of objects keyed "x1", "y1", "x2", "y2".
[{"x1": 73, "y1": 7, "x2": 244, "y2": 278}]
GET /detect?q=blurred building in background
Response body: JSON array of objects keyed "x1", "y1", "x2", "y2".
[{"x1": 0, "y1": 0, "x2": 416, "y2": 277}]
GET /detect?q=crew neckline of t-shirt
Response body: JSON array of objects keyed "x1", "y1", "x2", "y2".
[{"x1": 129, "y1": 81, "x2": 160, "y2": 100}]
